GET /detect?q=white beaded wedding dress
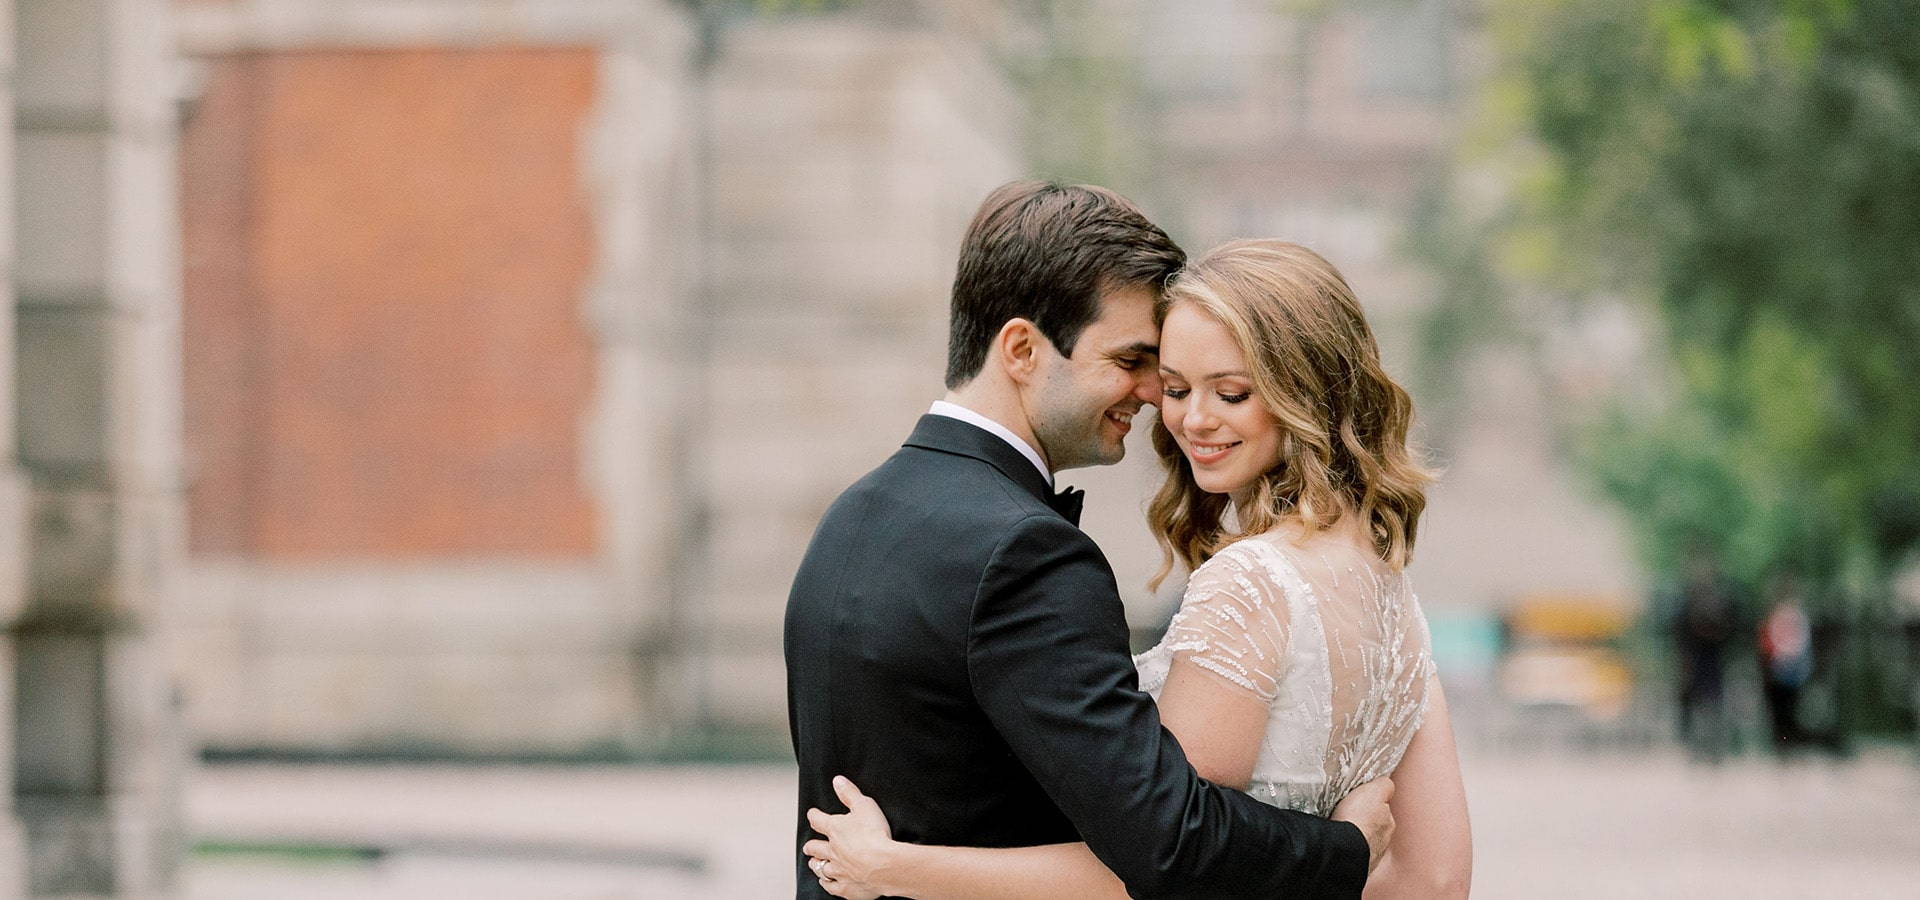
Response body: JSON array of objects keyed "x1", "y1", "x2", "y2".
[{"x1": 1133, "y1": 527, "x2": 1436, "y2": 816}]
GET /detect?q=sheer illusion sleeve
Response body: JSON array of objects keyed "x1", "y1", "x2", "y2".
[
  {"x1": 1160, "y1": 543, "x2": 1295, "y2": 704},
  {"x1": 1414, "y1": 598, "x2": 1439, "y2": 684}
]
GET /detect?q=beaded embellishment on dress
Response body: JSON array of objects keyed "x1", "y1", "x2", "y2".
[{"x1": 1134, "y1": 531, "x2": 1435, "y2": 816}]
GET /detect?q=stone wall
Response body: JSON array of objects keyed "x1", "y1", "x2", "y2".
[
  {"x1": 13, "y1": 0, "x2": 185, "y2": 893},
  {"x1": 165, "y1": 1, "x2": 1025, "y2": 754},
  {"x1": 170, "y1": 0, "x2": 701, "y2": 755},
  {"x1": 687, "y1": 16, "x2": 1024, "y2": 729},
  {"x1": 0, "y1": 3, "x2": 25, "y2": 894}
]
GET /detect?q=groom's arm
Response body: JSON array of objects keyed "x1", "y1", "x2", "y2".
[{"x1": 968, "y1": 515, "x2": 1369, "y2": 899}]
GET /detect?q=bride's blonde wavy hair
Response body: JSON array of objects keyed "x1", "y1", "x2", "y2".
[{"x1": 1148, "y1": 240, "x2": 1434, "y2": 589}]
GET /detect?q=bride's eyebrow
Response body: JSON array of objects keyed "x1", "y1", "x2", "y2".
[{"x1": 1159, "y1": 365, "x2": 1249, "y2": 381}]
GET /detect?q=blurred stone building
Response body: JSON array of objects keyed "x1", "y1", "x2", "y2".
[
  {"x1": 81, "y1": 0, "x2": 1638, "y2": 770},
  {"x1": 166, "y1": 0, "x2": 1022, "y2": 758},
  {"x1": 5, "y1": 0, "x2": 188, "y2": 894}
]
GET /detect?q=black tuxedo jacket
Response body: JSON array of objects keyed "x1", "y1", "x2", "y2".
[{"x1": 785, "y1": 415, "x2": 1368, "y2": 898}]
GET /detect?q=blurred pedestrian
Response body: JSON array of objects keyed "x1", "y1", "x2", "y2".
[
  {"x1": 1673, "y1": 544, "x2": 1741, "y2": 760},
  {"x1": 1757, "y1": 574, "x2": 1814, "y2": 753}
]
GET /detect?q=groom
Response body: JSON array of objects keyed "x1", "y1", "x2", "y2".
[{"x1": 785, "y1": 181, "x2": 1388, "y2": 898}]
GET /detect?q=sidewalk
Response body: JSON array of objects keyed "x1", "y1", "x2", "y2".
[
  {"x1": 185, "y1": 749, "x2": 1920, "y2": 898},
  {"x1": 185, "y1": 765, "x2": 794, "y2": 897}
]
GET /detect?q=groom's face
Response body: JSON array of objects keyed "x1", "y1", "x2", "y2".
[{"x1": 1030, "y1": 282, "x2": 1163, "y2": 471}]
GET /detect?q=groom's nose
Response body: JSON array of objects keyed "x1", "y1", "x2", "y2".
[{"x1": 1134, "y1": 369, "x2": 1163, "y2": 406}]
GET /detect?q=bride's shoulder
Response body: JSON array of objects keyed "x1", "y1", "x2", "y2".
[
  {"x1": 1196, "y1": 530, "x2": 1306, "y2": 571},
  {"x1": 1184, "y1": 535, "x2": 1297, "y2": 601},
  {"x1": 1185, "y1": 526, "x2": 1378, "y2": 601},
  {"x1": 1190, "y1": 535, "x2": 1273, "y2": 577}
]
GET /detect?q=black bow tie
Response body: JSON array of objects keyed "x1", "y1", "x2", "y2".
[{"x1": 1048, "y1": 486, "x2": 1085, "y2": 526}]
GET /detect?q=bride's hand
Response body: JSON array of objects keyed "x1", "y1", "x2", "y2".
[{"x1": 803, "y1": 775, "x2": 896, "y2": 900}]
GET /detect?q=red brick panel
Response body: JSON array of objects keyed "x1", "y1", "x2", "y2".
[
  {"x1": 183, "y1": 48, "x2": 601, "y2": 560},
  {"x1": 183, "y1": 54, "x2": 267, "y2": 556}
]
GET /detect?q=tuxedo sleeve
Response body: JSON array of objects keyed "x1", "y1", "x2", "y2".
[{"x1": 967, "y1": 514, "x2": 1369, "y2": 899}]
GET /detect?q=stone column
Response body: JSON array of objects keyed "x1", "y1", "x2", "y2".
[
  {"x1": 12, "y1": 0, "x2": 183, "y2": 895},
  {"x1": 578, "y1": 17, "x2": 701, "y2": 749},
  {"x1": 0, "y1": 0, "x2": 30, "y2": 895},
  {"x1": 696, "y1": 17, "x2": 1024, "y2": 734}
]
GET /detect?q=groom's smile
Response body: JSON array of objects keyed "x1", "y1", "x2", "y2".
[{"x1": 1029, "y1": 281, "x2": 1164, "y2": 471}]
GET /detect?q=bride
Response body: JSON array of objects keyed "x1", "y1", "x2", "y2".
[{"x1": 803, "y1": 240, "x2": 1472, "y2": 899}]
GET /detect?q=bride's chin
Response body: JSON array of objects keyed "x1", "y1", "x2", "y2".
[{"x1": 1192, "y1": 475, "x2": 1242, "y2": 497}]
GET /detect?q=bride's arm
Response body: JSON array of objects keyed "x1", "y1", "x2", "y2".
[
  {"x1": 818, "y1": 837, "x2": 1128, "y2": 900},
  {"x1": 803, "y1": 777, "x2": 1126, "y2": 900},
  {"x1": 1153, "y1": 652, "x2": 1272, "y2": 789},
  {"x1": 1361, "y1": 677, "x2": 1472, "y2": 899},
  {"x1": 807, "y1": 673, "x2": 1272, "y2": 900}
]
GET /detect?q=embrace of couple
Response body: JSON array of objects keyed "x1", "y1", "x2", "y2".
[{"x1": 785, "y1": 181, "x2": 1471, "y2": 899}]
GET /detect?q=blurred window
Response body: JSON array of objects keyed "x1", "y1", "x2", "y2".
[
  {"x1": 1141, "y1": 0, "x2": 1253, "y2": 100},
  {"x1": 1359, "y1": 0, "x2": 1452, "y2": 101},
  {"x1": 181, "y1": 49, "x2": 601, "y2": 560}
]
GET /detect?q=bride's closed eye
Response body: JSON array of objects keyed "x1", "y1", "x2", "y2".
[{"x1": 1163, "y1": 386, "x2": 1251, "y2": 404}]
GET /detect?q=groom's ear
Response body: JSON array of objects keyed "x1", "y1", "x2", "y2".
[{"x1": 995, "y1": 318, "x2": 1044, "y2": 384}]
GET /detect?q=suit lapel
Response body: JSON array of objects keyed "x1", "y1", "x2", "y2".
[{"x1": 902, "y1": 414, "x2": 1056, "y2": 508}]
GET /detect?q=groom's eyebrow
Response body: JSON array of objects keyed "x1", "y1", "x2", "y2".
[{"x1": 1109, "y1": 341, "x2": 1158, "y2": 357}]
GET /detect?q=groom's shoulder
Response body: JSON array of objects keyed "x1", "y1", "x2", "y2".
[{"x1": 830, "y1": 442, "x2": 1050, "y2": 528}]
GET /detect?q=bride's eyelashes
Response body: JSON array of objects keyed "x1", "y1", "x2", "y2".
[{"x1": 1160, "y1": 386, "x2": 1252, "y2": 404}]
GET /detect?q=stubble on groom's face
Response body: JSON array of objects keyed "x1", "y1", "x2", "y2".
[{"x1": 1030, "y1": 283, "x2": 1163, "y2": 472}]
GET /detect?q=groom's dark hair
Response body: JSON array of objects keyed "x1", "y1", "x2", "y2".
[{"x1": 945, "y1": 180, "x2": 1185, "y2": 389}]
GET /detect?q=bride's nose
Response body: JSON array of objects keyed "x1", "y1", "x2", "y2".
[{"x1": 1182, "y1": 401, "x2": 1220, "y2": 434}]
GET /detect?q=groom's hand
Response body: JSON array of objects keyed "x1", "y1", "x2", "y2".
[{"x1": 1331, "y1": 776, "x2": 1395, "y2": 874}]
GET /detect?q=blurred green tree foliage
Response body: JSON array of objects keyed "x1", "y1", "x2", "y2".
[
  {"x1": 1423, "y1": 0, "x2": 1920, "y2": 732},
  {"x1": 1437, "y1": 0, "x2": 1919, "y2": 593}
]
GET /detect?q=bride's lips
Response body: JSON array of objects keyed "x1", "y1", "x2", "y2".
[{"x1": 1187, "y1": 440, "x2": 1241, "y2": 465}]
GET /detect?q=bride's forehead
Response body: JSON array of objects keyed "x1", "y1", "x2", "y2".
[{"x1": 1160, "y1": 306, "x2": 1243, "y2": 363}]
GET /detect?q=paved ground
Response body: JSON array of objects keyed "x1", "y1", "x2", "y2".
[{"x1": 184, "y1": 748, "x2": 1920, "y2": 898}]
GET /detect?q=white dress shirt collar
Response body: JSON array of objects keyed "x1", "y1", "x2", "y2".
[{"x1": 927, "y1": 400, "x2": 1053, "y2": 488}]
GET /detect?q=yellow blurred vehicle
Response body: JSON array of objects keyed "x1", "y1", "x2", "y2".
[{"x1": 1498, "y1": 593, "x2": 1636, "y2": 721}]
